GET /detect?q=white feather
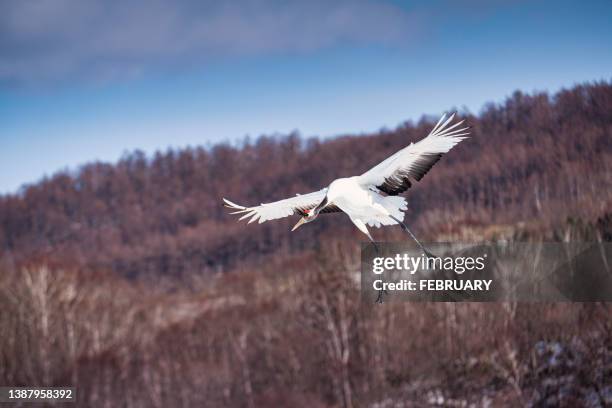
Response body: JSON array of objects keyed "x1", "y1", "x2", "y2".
[
  {"x1": 223, "y1": 189, "x2": 328, "y2": 224},
  {"x1": 357, "y1": 112, "x2": 469, "y2": 190}
]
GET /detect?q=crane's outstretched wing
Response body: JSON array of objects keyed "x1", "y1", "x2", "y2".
[
  {"x1": 223, "y1": 189, "x2": 341, "y2": 224},
  {"x1": 357, "y1": 112, "x2": 469, "y2": 195}
]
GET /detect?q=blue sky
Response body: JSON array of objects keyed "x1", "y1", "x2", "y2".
[{"x1": 1, "y1": 0, "x2": 611, "y2": 194}]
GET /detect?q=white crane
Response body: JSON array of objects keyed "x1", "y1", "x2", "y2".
[{"x1": 223, "y1": 113, "x2": 469, "y2": 257}]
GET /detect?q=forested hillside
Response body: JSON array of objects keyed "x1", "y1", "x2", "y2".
[
  {"x1": 1, "y1": 82, "x2": 612, "y2": 406},
  {"x1": 2, "y1": 82, "x2": 611, "y2": 281}
]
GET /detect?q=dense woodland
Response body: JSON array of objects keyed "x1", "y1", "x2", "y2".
[
  {"x1": 1, "y1": 81, "x2": 612, "y2": 282},
  {"x1": 1, "y1": 82, "x2": 611, "y2": 406}
]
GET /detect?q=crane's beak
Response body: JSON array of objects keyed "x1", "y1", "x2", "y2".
[{"x1": 291, "y1": 217, "x2": 307, "y2": 231}]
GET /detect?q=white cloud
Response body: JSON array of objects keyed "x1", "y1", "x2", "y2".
[{"x1": 0, "y1": 0, "x2": 418, "y2": 85}]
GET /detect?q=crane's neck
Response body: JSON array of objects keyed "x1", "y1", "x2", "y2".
[{"x1": 312, "y1": 196, "x2": 328, "y2": 216}]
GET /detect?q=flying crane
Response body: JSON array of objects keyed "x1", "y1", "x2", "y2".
[{"x1": 224, "y1": 113, "x2": 469, "y2": 258}]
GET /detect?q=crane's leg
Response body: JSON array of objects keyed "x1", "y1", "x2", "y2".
[
  {"x1": 350, "y1": 217, "x2": 376, "y2": 249},
  {"x1": 390, "y1": 215, "x2": 437, "y2": 258},
  {"x1": 365, "y1": 231, "x2": 380, "y2": 254},
  {"x1": 369, "y1": 241, "x2": 388, "y2": 304},
  {"x1": 350, "y1": 217, "x2": 387, "y2": 303}
]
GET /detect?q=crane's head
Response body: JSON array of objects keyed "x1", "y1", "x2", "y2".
[
  {"x1": 291, "y1": 208, "x2": 317, "y2": 231},
  {"x1": 291, "y1": 197, "x2": 328, "y2": 231}
]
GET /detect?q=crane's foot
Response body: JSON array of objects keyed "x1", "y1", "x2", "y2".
[
  {"x1": 423, "y1": 248, "x2": 438, "y2": 259},
  {"x1": 375, "y1": 288, "x2": 388, "y2": 304}
]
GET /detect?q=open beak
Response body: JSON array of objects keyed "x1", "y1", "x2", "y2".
[{"x1": 291, "y1": 217, "x2": 307, "y2": 231}]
